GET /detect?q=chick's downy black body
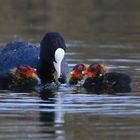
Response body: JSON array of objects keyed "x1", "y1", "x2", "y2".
[
  {"x1": 83, "y1": 72, "x2": 132, "y2": 94},
  {"x1": 0, "y1": 73, "x2": 10, "y2": 90}
]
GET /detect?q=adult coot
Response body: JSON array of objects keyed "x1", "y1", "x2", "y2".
[
  {"x1": 0, "y1": 32, "x2": 69, "y2": 86},
  {"x1": 37, "y1": 32, "x2": 69, "y2": 84}
]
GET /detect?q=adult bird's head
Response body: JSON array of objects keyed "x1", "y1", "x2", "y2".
[
  {"x1": 85, "y1": 63, "x2": 108, "y2": 78},
  {"x1": 69, "y1": 63, "x2": 88, "y2": 85},
  {"x1": 38, "y1": 32, "x2": 66, "y2": 83}
]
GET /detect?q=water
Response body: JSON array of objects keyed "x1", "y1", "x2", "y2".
[{"x1": 0, "y1": 0, "x2": 140, "y2": 140}]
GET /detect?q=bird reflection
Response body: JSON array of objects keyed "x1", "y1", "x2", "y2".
[
  {"x1": 39, "y1": 91, "x2": 56, "y2": 134},
  {"x1": 39, "y1": 91, "x2": 65, "y2": 138}
]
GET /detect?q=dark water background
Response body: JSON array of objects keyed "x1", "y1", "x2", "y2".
[{"x1": 0, "y1": 0, "x2": 140, "y2": 140}]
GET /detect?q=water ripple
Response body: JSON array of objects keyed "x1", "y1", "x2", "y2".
[{"x1": 0, "y1": 92, "x2": 140, "y2": 116}]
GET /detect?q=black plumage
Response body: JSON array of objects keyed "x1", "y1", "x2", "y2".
[
  {"x1": 0, "y1": 32, "x2": 69, "y2": 87},
  {"x1": 37, "y1": 32, "x2": 68, "y2": 83},
  {"x1": 83, "y1": 72, "x2": 132, "y2": 94}
]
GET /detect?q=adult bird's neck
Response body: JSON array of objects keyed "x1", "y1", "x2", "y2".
[{"x1": 37, "y1": 60, "x2": 56, "y2": 84}]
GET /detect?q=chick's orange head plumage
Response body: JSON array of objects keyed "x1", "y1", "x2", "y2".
[
  {"x1": 85, "y1": 63, "x2": 108, "y2": 78},
  {"x1": 70, "y1": 63, "x2": 88, "y2": 80},
  {"x1": 24, "y1": 66, "x2": 36, "y2": 77},
  {"x1": 13, "y1": 65, "x2": 36, "y2": 78}
]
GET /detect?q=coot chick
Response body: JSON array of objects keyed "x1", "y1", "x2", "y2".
[
  {"x1": 0, "y1": 32, "x2": 69, "y2": 84},
  {"x1": 0, "y1": 65, "x2": 40, "y2": 91},
  {"x1": 69, "y1": 63, "x2": 88, "y2": 85},
  {"x1": 83, "y1": 63, "x2": 132, "y2": 94}
]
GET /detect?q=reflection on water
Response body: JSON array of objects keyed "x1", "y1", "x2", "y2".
[
  {"x1": 0, "y1": 0, "x2": 140, "y2": 140},
  {"x1": 0, "y1": 91, "x2": 140, "y2": 140}
]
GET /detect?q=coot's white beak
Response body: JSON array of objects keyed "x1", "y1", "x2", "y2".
[{"x1": 53, "y1": 48, "x2": 65, "y2": 78}]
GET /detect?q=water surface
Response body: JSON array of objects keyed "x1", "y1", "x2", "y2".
[{"x1": 0, "y1": 0, "x2": 140, "y2": 140}]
